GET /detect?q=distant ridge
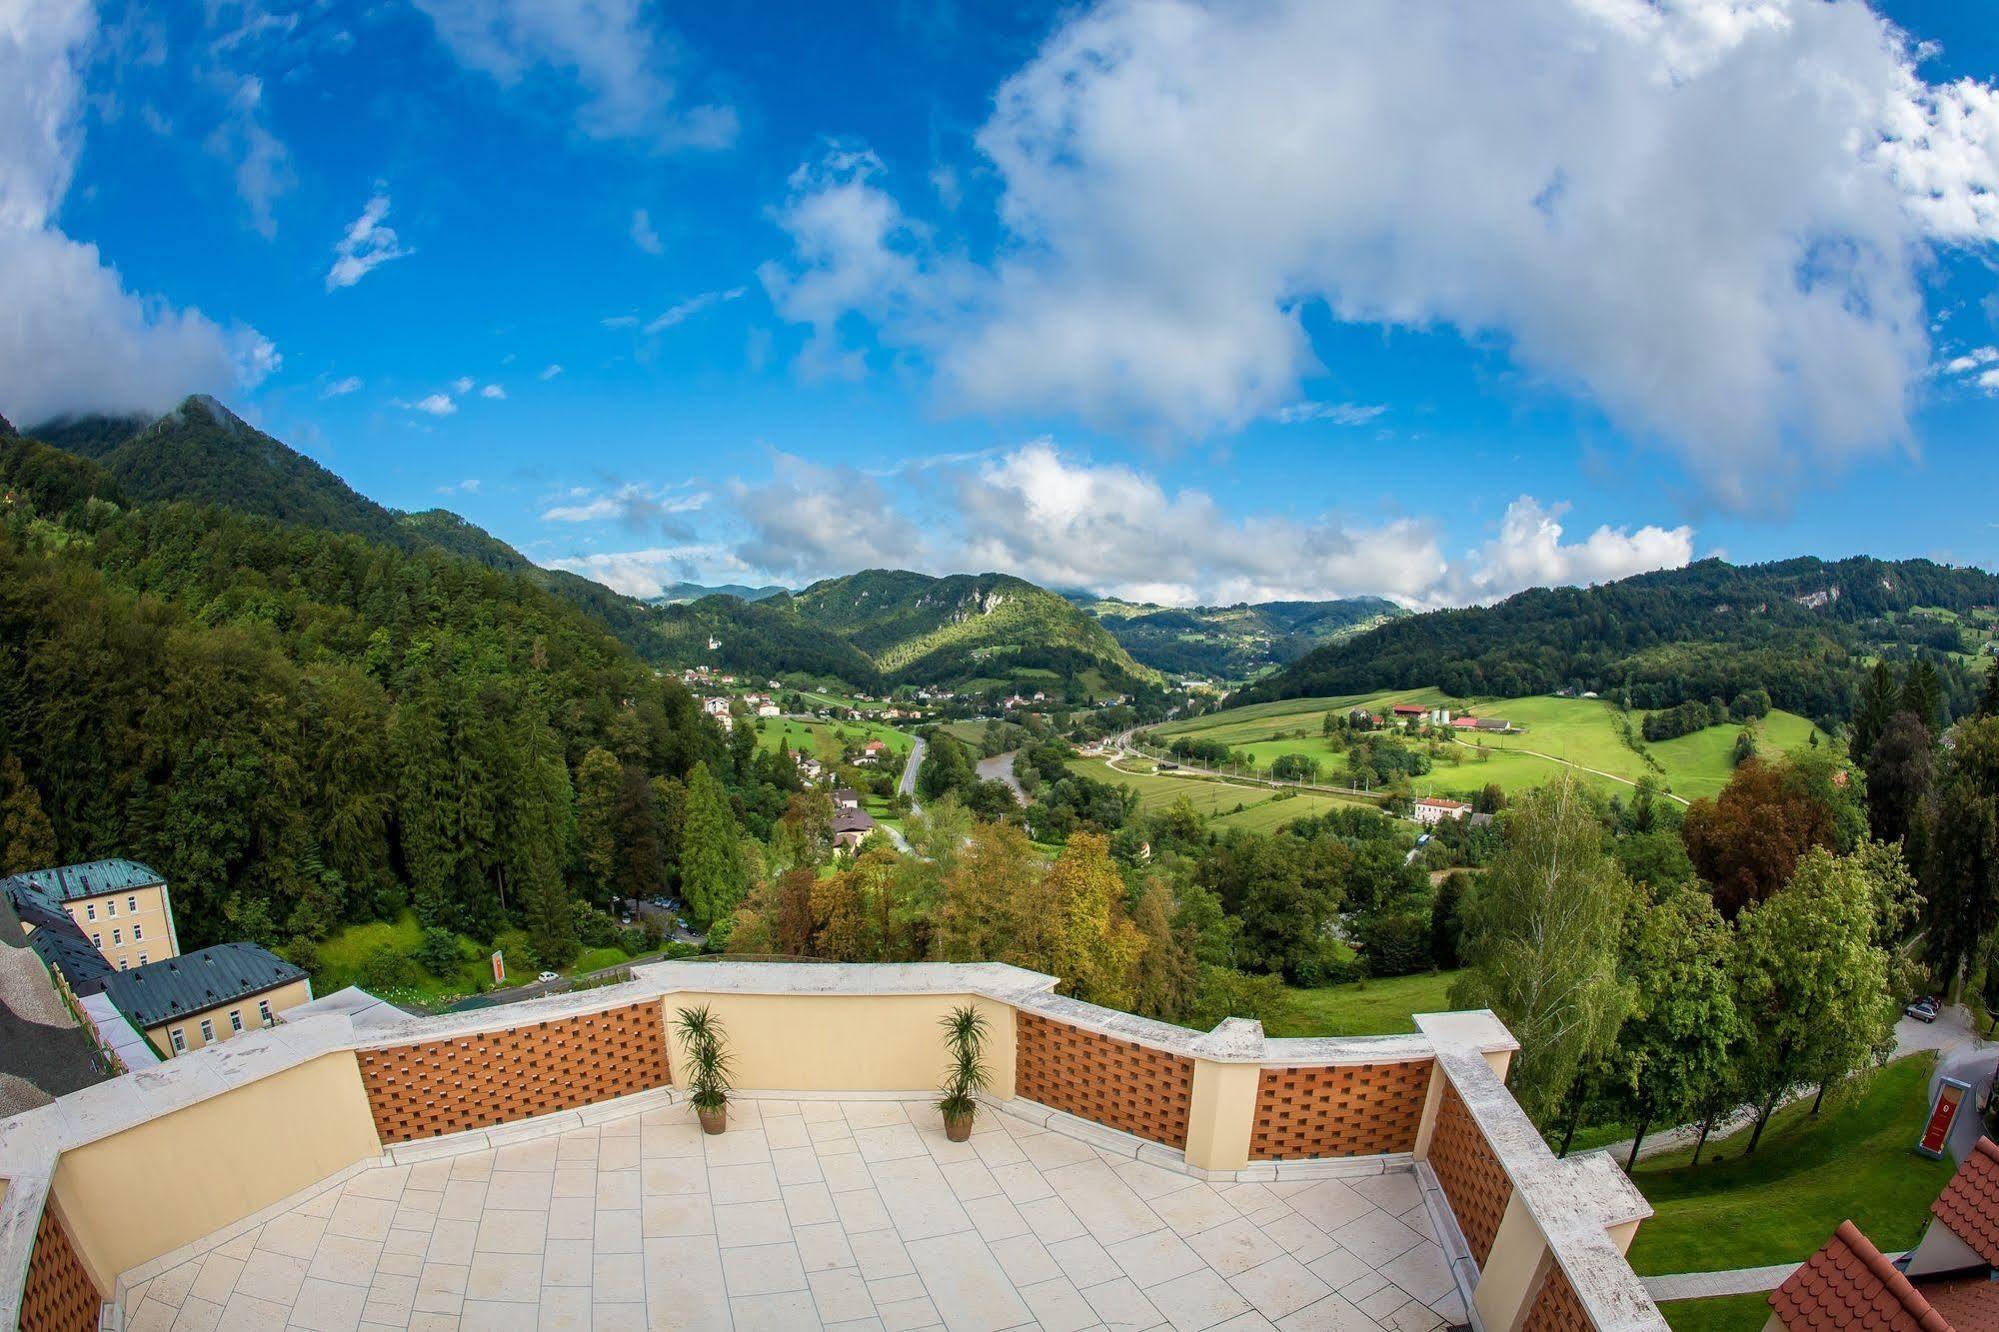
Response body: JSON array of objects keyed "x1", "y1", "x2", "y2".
[{"x1": 644, "y1": 581, "x2": 788, "y2": 605}]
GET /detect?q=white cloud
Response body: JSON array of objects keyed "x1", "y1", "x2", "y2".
[
  {"x1": 1980, "y1": 368, "x2": 1999, "y2": 395},
  {"x1": 631, "y1": 207, "x2": 662, "y2": 254},
  {"x1": 541, "y1": 481, "x2": 708, "y2": 525},
  {"x1": 438, "y1": 478, "x2": 481, "y2": 494},
  {"x1": 728, "y1": 453, "x2": 927, "y2": 580},
  {"x1": 542, "y1": 544, "x2": 745, "y2": 598},
  {"x1": 1274, "y1": 402, "x2": 1387, "y2": 427},
  {"x1": 451, "y1": 375, "x2": 474, "y2": 394},
  {"x1": 325, "y1": 190, "x2": 412, "y2": 290},
  {"x1": 712, "y1": 438, "x2": 1688, "y2": 608},
  {"x1": 763, "y1": 0, "x2": 1999, "y2": 509},
  {"x1": 204, "y1": 74, "x2": 293, "y2": 239},
  {"x1": 642, "y1": 286, "x2": 746, "y2": 334},
  {"x1": 412, "y1": 0, "x2": 736, "y2": 151},
  {"x1": 0, "y1": 0, "x2": 278, "y2": 424},
  {"x1": 323, "y1": 375, "x2": 362, "y2": 397},
  {"x1": 397, "y1": 393, "x2": 456, "y2": 415},
  {"x1": 1443, "y1": 497, "x2": 1694, "y2": 606},
  {"x1": 1943, "y1": 346, "x2": 1999, "y2": 374},
  {"x1": 540, "y1": 363, "x2": 563, "y2": 379},
  {"x1": 480, "y1": 383, "x2": 506, "y2": 398}
]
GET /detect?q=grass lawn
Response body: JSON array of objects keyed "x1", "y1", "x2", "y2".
[
  {"x1": 1264, "y1": 970, "x2": 1462, "y2": 1038},
  {"x1": 1066, "y1": 756, "x2": 1298, "y2": 820},
  {"x1": 314, "y1": 910, "x2": 493, "y2": 1004},
  {"x1": 1206, "y1": 789, "x2": 1378, "y2": 832},
  {"x1": 1658, "y1": 1293, "x2": 1772, "y2": 1331},
  {"x1": 1625, "y1": 1054, "x2": 1950, "y2": 1276},
  {"x1": 1644, "y1": 709, "x2": 1821, "y2": 801}
]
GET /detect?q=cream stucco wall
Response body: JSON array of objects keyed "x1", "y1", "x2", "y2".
[
  {"x1": 65, "y1": 883, "x2": 176, "y2": 972},
  {"x1": 51, "y1": 1051, "x2": 380, "y2": 1288},
  {"x1": 660, "y1": 991, "x2": 1017, "y2": 1098},
  {"x1": 147, "y1": 977, "x2": 315, "y2": 1057},
  {"x1": 1473, "y1": 1192, "x2": 1551, "y2": 1332}
]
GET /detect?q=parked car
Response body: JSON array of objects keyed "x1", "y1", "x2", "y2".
[
  {"x1": 536, "y1": 970, "x2": 561, "y2": 985},
  {"x1": 1906, "y1": 996, "x2": 1940, "y2": 1022}
]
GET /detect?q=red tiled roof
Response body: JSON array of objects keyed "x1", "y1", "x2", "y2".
[
  {"x1": 1934, "y1": 1139, "x2": 1999, "y2": 1267},
  {"x1": 1392, "y1": 704, "x2": 1427, "y2": 714},
  {"x1": 1921, "y1": 1277, "x2": 1999, "y2": 1332},
  {"x1": 1771, "y1": 1222, "x2": 1950, "y2": 1332}
]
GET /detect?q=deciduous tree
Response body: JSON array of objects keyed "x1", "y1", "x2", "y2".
[{"x1": 1450, "y1": 775, "x2": 1633, "y2": 1124}]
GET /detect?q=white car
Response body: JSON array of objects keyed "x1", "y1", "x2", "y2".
[{"x1": 536, "y1": 971, "x2": 560, "y2": 984}]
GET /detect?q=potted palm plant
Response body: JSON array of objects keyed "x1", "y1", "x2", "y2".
[
  {"x1": 675, "y1": 1005, "x2": 733, "y2": 1135},
  {"x1": 936, "y1": 1005, "x2": 990, "y2": 1142}
]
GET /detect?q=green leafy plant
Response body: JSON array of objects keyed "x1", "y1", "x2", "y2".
[
  {"x1": 936, "y1": 1005, "x2": 991, "y2": 1121},
  {"x1": 675, "y1": 1005, "x2": 734, "y2": 1113}
]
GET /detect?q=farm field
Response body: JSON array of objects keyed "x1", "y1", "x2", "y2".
[
  {"x1": 1206, "y1": 789, "x2": 1377, "y2": 832},
  {"x1": 1158, "y1": 690, "x2": 1822, "y2": 803},
  {"x1": 1064, "y1": 755, "x2": 1362, "y2": 826},
  {"x1": 1659, "y1": 1293, "x2": 1770, "y2": 1331},
  {"x1": 755, "y1": 715, "x2": 913, "y2": 763}
]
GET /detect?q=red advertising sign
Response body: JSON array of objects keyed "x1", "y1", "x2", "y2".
[
  {"x1": 1917, "y1": 1077, "x2": 1970, "y2": 1159},
  {"x1": 491, "y1": 949, "x2": 506, "y2": 985}
]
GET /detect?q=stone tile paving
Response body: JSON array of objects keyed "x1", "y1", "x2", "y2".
[{"x1": 118, "y1": 1097, "x2": 1464, "y2": 1331}]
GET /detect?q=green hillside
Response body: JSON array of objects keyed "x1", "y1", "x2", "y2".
[
  {"x1": 1080, "y1": 594, "x2": 1405, "y2": 680},
  {"x1": 791, "y1": 569, "x2": 1154, "y2": 689},
  {"x1": 1234, "y1": 556, "x2": 1999, "y2": 725},
  {"x1": 1154, "y1": 690, "x2": 1825, "y2": 802}
]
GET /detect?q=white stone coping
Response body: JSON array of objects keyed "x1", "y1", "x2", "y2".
[
  {"x1": 0, "y1": 960, "x2": 1516, "y2": 1325},
  {"x1": 1437, "y1": 1049, "x2": 1665, "y2": 1332}
]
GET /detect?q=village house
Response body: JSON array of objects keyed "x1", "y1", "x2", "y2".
[
  {"x1": 1412, "y1": 796, "x2": 1474, "y2": 826},
  {"x1": 832, "y1": 788, "x2": 862, "y2": 811},
  {"x1": 832, "y1": 806, "x2": 877, "y2": 852}
]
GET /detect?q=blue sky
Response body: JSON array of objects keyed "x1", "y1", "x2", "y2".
[{"x1": 5, "y1": 0, "x2": 1999, "y2": 607}]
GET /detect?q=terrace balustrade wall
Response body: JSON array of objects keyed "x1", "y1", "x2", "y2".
[{"x1": 0, "y1": 960, "x2": 1663, "y2": 1331}]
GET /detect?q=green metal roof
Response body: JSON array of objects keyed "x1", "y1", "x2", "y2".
[
  {"x1": 0, "y1": 858, "x2": 164, "y2": 907},
  {"x1": 99, "y1": 943, "x2": 305, "y2": 1030}
]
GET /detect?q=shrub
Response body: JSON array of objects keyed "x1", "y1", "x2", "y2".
[
  {"x1": 415, "y1": 927, "x2": 463, "y2": 977},
  {"x1": 357, "y1": 944, "x2": 419, "y2": 991}
]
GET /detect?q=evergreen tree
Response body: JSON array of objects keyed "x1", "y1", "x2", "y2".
[
  {"x1": 680, "y1": 761, "x2": 746, "y2": 927},
  {"x1": 1981, "y1": 657, "x2": 1999, "y2": 719},
  {"x1": 574, "y1": 747, "x2": 621, "y2": 896},
  {"x1": 1128, "y1": 879, "x2": 1197, "y2": 1023},
  {"x1": 1850, "y1": 661, "x2": 1897, "y2": 766},
  {"x1": 0, "y1": 754, "x2": 57, "y2": 875},
  {"x1": 1925, "y1": 718, "x2": 1999, "y2": 995},
  {"x1": 1863, "y1": 711, "x2": 1934, "y2": 852},
  {"x1": 1901, "y1": 658, "x2": 1943, "y2": 735}
]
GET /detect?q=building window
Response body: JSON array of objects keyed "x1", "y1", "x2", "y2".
[
  {"x1": 229, "y1": 1010, "x2": 243, "y2": 1033},
  {"x1": 84, "y1": 903, "x2": 95, "y2": 921},
  {"x1": 138, "y1": 954, "x2": 148, "y2": 966},
  {"x1": 118, "y1": 958, "x2": 129, "y2": 970},
  {"x1": 258, "y1": 999, "x2": 272, "y2": 1024},
  {"x1": 105, "y1": 899, "x2": 116, "y2": 917},
  {"x1": 127, "y1": 895, "x2": 137, "y2": 913},
  {"x1": 169, "y1": 1028, "x2": 186, "y2": 1053},
  {"x1": 90, "y1": 933, "x2": 100, "y2": 949},
  {"x1": 200, "y1": 1019, "x2": 214, "y2": 1043},
  {"x1": 111, "y1": 928, "x2": 121, "y2": 946},
  {"x1": 132, "y1": 924, "x2": 143, "y2": 941}
]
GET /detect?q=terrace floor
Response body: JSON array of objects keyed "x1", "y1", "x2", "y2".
[{"x1": 117, "y1": 1097, "x2": 1465, "y2": 1332}]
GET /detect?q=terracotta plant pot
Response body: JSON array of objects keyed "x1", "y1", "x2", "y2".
[
  {"x1": 698, "y1": 1104, "x2": 726, "y2": 1135},
  {"x1": 943, "y1": 1107, "x2": 974, "y2": 1142}
]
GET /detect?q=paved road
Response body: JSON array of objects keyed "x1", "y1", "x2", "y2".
[
  {"x1": 977, "y1": 750, "x2": 1027, "y2": 805},
  {"x1": 898, "y1": 737, "x2": 925, "y2": 804}
]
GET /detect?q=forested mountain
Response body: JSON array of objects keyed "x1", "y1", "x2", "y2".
[
  {"x1": 649, "y1": 593, "x2": 885, "y2": 687},
  {"x1": 644, "y1": 581, "x2": 787, "y2": 605},
  {"x1": 787, "y1": 569, "x2": 1153, "y2": 689},
  {"x1": 28, "y1": 397, "x2": 414, "y2": 548},
  {"x1": 0, "y1": 427, "x2": 825, "y2": 967},
  {"x1": 1077, "y1": 594, "x2": 1406, "y2": 680},
  {"x1": 1234, "y1": 556, "x2": 1999, "y2": 725}
]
